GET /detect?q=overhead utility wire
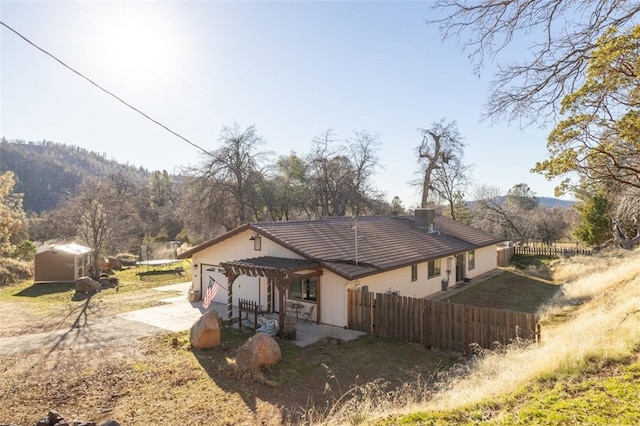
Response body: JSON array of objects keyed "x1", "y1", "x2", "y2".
[{"x1": 0, "y1": 21, "x2": 213, "y2": 158}]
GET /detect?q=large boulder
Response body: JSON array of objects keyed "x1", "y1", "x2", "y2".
[
  {"x1": 75, "y1": 276, "x2": 102, "y2": 293},
  {"x1": 190, "y1": 311, "x2": 221, "y2": 348},
  {"x1": 235, "y1": 333, "x2": 281, "y2": 370}
]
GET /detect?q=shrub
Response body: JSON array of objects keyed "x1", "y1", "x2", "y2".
[
  {"x1": 10, "y1": 240, "x2": 37, "y2": 260},
  {"x1": 0, "y1": 257, "x2": 33, "y2": 285}
]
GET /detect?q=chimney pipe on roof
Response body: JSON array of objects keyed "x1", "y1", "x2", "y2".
[{"x1": 415, "y1": 208, "x2": 436, "y2": 229}]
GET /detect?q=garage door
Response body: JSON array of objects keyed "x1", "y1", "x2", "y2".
[
  {"x1": 201, "y1": 265, "x2": 260, "y2": 306},
  {"x1": 202, "y1": 265, "x2": 229, "y2": 305}
]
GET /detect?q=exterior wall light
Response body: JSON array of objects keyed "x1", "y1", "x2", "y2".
[{"x1": 250, "y1": 233, "x2": 262, "y2": 251}]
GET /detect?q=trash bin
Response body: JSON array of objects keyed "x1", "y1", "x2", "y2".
[{"x1": 441, "y1": 278, "x2": 449, "y2": 291}]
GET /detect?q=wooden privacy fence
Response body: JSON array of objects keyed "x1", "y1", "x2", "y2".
[
  {"x1": 497, "y1": 246, "x2": 514, "y2": 266},
  {"x1": 347, "y1": 290, "x2": 540, "y2": 355},
  {"x1": 514, "y1": 246, "x2": 592, "y2": 257}
]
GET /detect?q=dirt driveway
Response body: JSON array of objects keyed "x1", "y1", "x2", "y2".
[
  {"x1": 0, "y1": 283, "x2": 193, "y2": 356},
  {"x1": 0, "y1": 315, "x2": 162, "y2": 356}
]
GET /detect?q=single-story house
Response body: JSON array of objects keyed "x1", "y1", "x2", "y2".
[
  {"x1": 178, "y1": 209, "x2": 505, "y2": 330},
  {"x1": 34, "y1": 243, "x2": 93, "y2": 284}
]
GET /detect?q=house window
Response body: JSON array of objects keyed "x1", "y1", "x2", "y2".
[
  {"x1": 289, "y1": 277, "x2": 317, "y2": 302},
  {"x1": 411, "y1": 264, "x2": 418, "y2": 282},
  {"x1": 468, "y1": 250, "x2": 475, "y2": 270},
  {"x1": 428, "y1": 259, "x2": 441, "y2": 278}
]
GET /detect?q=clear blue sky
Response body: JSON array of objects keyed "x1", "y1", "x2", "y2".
[{"x1": 0, "y1": 1, "x2": 561, "y2": 208}]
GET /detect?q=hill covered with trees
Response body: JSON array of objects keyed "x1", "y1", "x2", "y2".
[{"x1": 0, "y1": 138, "x2": 151, "y2": 213}]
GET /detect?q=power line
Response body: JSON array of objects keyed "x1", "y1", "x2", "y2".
[{"x1": 0, "y1": 20, "x2": 213, "y2": 158}]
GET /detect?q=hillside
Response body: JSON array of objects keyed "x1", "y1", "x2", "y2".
[
  {"x1": 0, "y1": 139, "x2": 151, "y2": 213},
  {"x1": 352, "y1": 249, "x2": 640, "y2": 424},
  {"x1": 468, "y1": 196, "x2": 575, "y2": 209}
]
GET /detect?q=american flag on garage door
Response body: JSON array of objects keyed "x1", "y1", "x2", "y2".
[{"x1": 203, "y1": 277, "x2": 220, "y2": 309}]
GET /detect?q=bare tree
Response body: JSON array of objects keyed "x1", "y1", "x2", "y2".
[
  {"x1": 44, "y1": 177, "x2": 139, "y2": 276},
  {"x1": 471, "y1": 184, "x2": 535, "y2": 242},
  {"x1": 182, "y1": 123, "x2": 271, "y2": 234},
  {"x1": 430, "y1": 1, "x2": 640, "y2": 124},
  {"x1": 416, "y1": 119, "x2": 465, "y2": 208},
  {"x1": 307, "y1": 130, "x2": 381, "y2": 217},
  {"x1": 431, "y1": 155, "x2": 472, "y2": 220},
  {"x1": 532, "y1": 207, "x2": 569, "y2": 247},
  {"x1": 344, "y1": 130, "x2": 382, "y2": 216}
]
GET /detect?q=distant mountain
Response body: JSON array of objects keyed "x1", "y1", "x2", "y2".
[
  {"x1": 0, "y1": 139, "x2": 151, "y2": 213},
  {"x1": 467, "y1": 196, "x2": 575, "y2": 209},
  {"x1": 537, "y1": 197, "x2": 576, "y2": 208}
]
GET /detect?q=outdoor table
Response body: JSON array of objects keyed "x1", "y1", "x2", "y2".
[{"x1": 288, "y1": 302, "x2": 304, "y2": 320}]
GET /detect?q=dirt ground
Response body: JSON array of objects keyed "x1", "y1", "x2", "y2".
[{"x1": 0, "y1": 293, "x2": 457, "y2": 425}]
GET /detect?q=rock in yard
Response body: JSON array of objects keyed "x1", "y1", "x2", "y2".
[
  {"x1": 190, "y1": 311, "x2": 221, "y2": 348},
  {"x1": 75, "y1": 276, "x2": 102, "y2": 293},
  {"x1": 235, "y1": 333, "x2": 281, "y2": 370}
]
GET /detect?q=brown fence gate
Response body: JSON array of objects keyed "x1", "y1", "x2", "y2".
[{"x1": 347, "y1": 290, "x2": 540, "y2": 355}]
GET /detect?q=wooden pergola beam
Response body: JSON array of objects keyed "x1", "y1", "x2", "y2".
[{"x1": 219, "y1": 258, "x2": 322, "y2": 337}]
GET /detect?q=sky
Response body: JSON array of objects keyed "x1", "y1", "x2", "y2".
[{"x1": 0, "y1": 1, "x2": 563, "y2": 208}]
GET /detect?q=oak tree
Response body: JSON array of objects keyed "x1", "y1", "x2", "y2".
[
  {"x1": 431, "y1": 0, "x2": 640, "y2": 123},
  {"x1": 416, "y1": 119, "x2": 466, "y2": 208}
]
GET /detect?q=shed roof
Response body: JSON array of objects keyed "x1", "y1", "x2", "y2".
[
  {"x1": 179, "y1": 213, "x2": 505, "y2": 280},
  {"x1": 38, "y1": 243, "x2": 93, "y2": 256}
]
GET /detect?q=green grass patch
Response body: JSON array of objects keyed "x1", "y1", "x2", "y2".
[
  {"x1": 388, "y1": 357, "x2": 640, "y2": 425},
  {"x1": 0, "y1": 280, "x2": 78, "y2": 313},
  {"x1": 442, "y1": 270, "x2": 560, "y2": 313},
  {"x1": 511, "y1": 253, "x2": 557, "y2": 269}
]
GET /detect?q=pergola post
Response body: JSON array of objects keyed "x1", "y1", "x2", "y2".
[
  {"x1": 226, "y1": 272, "x2": 239, "y2": 322},
  {"x1": 275, "y1": 278, "x2": 297, "y2": 338}
]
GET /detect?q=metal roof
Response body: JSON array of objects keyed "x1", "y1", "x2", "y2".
[
  {"x1": 179, "y1": 214, "x2": 505, "y2": 280},
  {"x1": 38, "y1": 243, "x2": 93, "y2": 256}
]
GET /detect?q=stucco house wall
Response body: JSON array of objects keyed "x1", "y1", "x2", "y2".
[
  {"x1": 181, "y1": 211, "x2": 505, "y2": 328},
  {"x1": 191, "y1": 229, "x2": 306, "y2": 308},
  {"x1": 466, "y1": 245, "x2": 497, "y2": 279}
]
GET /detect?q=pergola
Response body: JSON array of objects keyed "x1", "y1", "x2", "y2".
[{"x1": 219, "y1": 256, "x2": 322, "y2": 336}]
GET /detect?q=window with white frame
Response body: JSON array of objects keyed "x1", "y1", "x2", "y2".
[
  {"x1": 468, "y1": 250, "x2": 475, "y2": 270},
  {"x1": 411, "y1": 264, "x2": 418, "y2": 282},
  {"x1": 428, "y1": 259, "x2": 441, "y2": 278}
]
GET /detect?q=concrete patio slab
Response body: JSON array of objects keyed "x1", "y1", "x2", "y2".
[{"x1": 119, "y1": 284, "x2": 365, "y2": 347}]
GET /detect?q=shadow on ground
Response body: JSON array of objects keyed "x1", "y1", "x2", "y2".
[
  {"x1": 189, "y1": 328, "x2": 457, "y2": 424},
  {"x1": 13, "y1": 282, "x2": 75, "y2": 297}
]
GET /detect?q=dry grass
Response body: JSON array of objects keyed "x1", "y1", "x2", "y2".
[
  {"x1": 0, "y1": 264, "x2": 191, "y2": 337},
  {"x1": 5, "y1": 251, "x2": 640, "y2": 425},
  {"x1": 350, "y1": 248, "x2": 640, "y2": 425}
]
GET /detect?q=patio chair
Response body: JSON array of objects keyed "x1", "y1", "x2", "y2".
[{"x1": 301, "y1": 305, "x2": 315, "y2": 324}]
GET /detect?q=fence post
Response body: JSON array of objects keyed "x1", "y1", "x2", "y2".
[
  {"x1": 464, "y1": 309, "x2": 470, "y2": 357},
  {"x1": 536, "y1": 323, "x2": 542, "y2": 343}
]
